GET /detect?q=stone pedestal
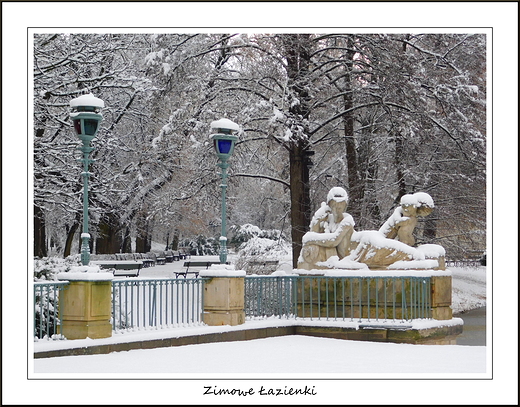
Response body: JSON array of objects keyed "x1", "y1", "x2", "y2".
[
  {"x1": 57, "y1": 275, "x2": 113, "y2": 339},
  {"x1": 295, "y1": 272, "x2": 454, "y2": 321},
  {"x1": 431, "y1": 275, "x2": 453, "y2": 320},
  {"x1": 203, "y1": 275, "x2": 245, "y2": 326}
]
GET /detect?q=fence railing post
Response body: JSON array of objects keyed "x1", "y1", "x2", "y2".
[
  {"x1": 57, "y1": 270, "x2": 113, "y2": 339},
  {"x1": 200, "y1": 267, "x2": 246, "y2": 326},
  {"x1": 431, "y1": 275, "x2": 453, "y2": 320}
]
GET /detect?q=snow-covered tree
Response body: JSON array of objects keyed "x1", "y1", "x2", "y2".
[{"x1": 33, "y1": 33, "x2": 486, "y2": 261}]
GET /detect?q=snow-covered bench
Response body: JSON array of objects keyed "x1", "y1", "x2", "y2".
[
  {"x1": 91, "y1": 260, "x2": 143, "y2": 277},
  {"x1": 177, "y1": 261, "x2": 223, "y2": 278}
]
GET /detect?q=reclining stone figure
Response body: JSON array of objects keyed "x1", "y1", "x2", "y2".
[{"x1": 298, "y1": 189, "x2": 445, "y2": 270}]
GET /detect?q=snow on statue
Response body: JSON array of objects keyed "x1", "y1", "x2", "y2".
[
  {"x1": 297, "y1": 187, "x2": 355, "y2": 270},
  {"x1": 297, "y1": 188, "x2": 446, "y2": 271},
  {"x1": 379, "y1": 192, "x2": 434, "y2": 246}
]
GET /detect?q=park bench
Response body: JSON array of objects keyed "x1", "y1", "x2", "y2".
[
  {"x1": 156, "y1": 256, "x2": 166, "y2": 265},
  {"x1": 113, "y1": 253, "x2": 156, "y2": 268},
  {"x1": 165, "y1": 250, "x2": 174, "y2": 263},
  {"x1": 142, "y1": 258, "x2": 155, "y2": 267},
  {"x1": 133, "y1": 253, "x2": 156, "y2": 268},
  {"x1": 175, "y1": 261, "x2": 223, "y2": 278},
  {"x1": 91, "y1": 260, "x2": 143, "y2": 277}
]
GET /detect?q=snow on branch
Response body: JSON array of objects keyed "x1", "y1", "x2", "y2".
[{"x1": 233, "y1": 173, "x2": 290, "y2": 188}]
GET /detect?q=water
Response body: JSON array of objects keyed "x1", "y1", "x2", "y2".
[{"x1": 455, "y1": 306, "x2": 486, "y2": 346}]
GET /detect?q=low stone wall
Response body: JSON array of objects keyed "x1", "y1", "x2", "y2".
[{"x1": 34, "y1": 321, "x2": 463, "y2": 358}]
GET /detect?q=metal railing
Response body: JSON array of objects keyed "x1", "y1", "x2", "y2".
[
  {"x1": 446, "y1": 259, "x2": 483, "y2": 267},
  {"x1": 111, "y1": 278, "x2": 206, "y2": 331},
  {"x1": 33, "y1": 281, "x2": 69, "y2": 339},
  {"x1": 245, "y1": 275, "x2": 432, "y2": 322},
  {"x1": 245, "y1": 276, "x2": 298, "y2": 318},
  {"x1": 34, "y1": 274, "x2": 433, "y2": 340}
]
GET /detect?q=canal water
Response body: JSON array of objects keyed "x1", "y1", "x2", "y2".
[{"x1": 455, "y1": 306, "x2": 486, "y2": 346}]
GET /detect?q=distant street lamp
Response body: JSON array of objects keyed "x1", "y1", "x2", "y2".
[
  {"x1": 70, "y1": 93, "x2": 104, "y2": 265},
  {"x1": 209, "y1": 118, "x2": 239, "y2": 264}
]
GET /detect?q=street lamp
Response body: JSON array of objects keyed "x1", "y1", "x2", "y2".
[
  {"x1": 209, "y1": 118, "x2": 239, "y2": 264},
  {"x1": 70, "y1": 93, "x2": 104, "y2": 265}
]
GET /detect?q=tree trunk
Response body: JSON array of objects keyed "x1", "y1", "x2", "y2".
[
  {"x1": 394, "y1": 131, "x2": 408, "y2": 204},
  {"x1": 96, "y1": 214, "x2": 122, "y2": 254},
  {"x1": 135, "y1": 213, "x2": 152, "y2": 253},
  {"x1": 121, "y1": 226, "x2": 132, "y2": 253},
  {"x1": 344, "y1": 91, "x2": 362, "y2": 222},
  {"x1": 343, "y1": 35, "x2": 363, "y2": 223},
  {"x1": 289, "y1": 146, "x2": 312, "y2": 267},
  {"x1": 172, "y1": 229, "x2": 180, "y2": 251},
  {"x1": 34, "y1": 204, "x2": 47, "y2": 258},
  {"x1": 283, "y1": 34, "x2": 313, "y2": 268},
  {"x1": 34, "y1": 117, "x2": 49, "y2": 258},
  {"x1": 63, "y1": 221, "x2": 79, "y2": 258}
]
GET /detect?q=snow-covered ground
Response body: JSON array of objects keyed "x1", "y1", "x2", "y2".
[
  {"x1": 451, "y1": 266, "x2": 487, "y2": 314},
  {"x1": 23, "y1": 258, "x2": 505, "y2": 404},
  {"x1": 2, "y1": 254, "x2": 512, "y2": 405},
  {"x1": 33, "y1": 331, "x2": 486, "y2": 375}
]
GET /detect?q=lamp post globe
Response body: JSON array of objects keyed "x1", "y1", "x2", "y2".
[
  {"x1": 209, "y1": 118, "x2": 239, "y2": 264},
  {"x1": 70, "y1": 93, "x2": 104, "y2": 265}
]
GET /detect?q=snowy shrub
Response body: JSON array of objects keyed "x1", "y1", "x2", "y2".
[
  {"x1": 34, "y1": 255, "x2": 81, "y2": 281},
  {"x1": 34, "y1": 256, "x2": 81, "y2": 340},
  {"x1": 230, "y1": 224, "x2": 285, "y2": 249},
  {"x1": 232, "y1": 225, "x2": 291, "y2": 274},
  {"x1": 237, "y1": 236, "x2": 290, "y2": 257},
  {"x1": 179, "y1": 235, "x2": 219, "y2": 256},
  {"x1": 230, "y1": 224, "x2": 262, "y2": 248}
]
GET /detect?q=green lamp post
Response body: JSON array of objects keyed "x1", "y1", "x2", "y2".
[
  {"x1": 70, "y1": 93, "x2": 104, "y2": 266},
  {"x1": 210, "y1": 118, "x2": 239, "y2": 264}
]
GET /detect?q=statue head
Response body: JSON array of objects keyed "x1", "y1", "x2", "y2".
[
  {"x1": 400, "y1": 192, "x2": 434, "y2": 217},
  {"x1": 327, "y1": 187, "x2": 349, "y2": 213}
]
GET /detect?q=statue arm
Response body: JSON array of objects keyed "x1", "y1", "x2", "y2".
[
  {"x1": 303, "y1": 217, "x2": 354, "y2": 248},
  {"x1": 379, "y1": 207, "x2": 403, "y2": 238}
]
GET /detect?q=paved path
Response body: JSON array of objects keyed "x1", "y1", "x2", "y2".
[{"x1": 455, "y1": 306, "x2": 487, "y2": 346}]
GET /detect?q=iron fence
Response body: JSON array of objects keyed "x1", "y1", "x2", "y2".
[
  {"x1": 245, "y1": 275, "x2": 433, "y2": 322},
  {"x1": 34, "y1": 274, "x2": 434, "y2": 340},
  {"x1": 33, "y1": 281, "x2": 69, "y2": 339},
  {"x1": 111, "y1": 278, "x2": 206, "y2": 331},
  {"x1": 244, "y1": 276, "x2": 298, "y2": 318}
]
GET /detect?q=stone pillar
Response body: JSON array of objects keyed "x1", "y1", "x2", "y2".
[
  {"x1": 431, "y1": 275, "x2": 453, "y2": 320},
  {"x1": 201, "y1": 267, "x2": 246, "y2": 326},
  {"x1": 57, "y1": 269, "x2": 113, "y2": 339}
]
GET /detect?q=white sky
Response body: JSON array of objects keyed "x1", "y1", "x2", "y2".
[{"x1": 2, "y1": 1, "x2": 518, "y2": 406}]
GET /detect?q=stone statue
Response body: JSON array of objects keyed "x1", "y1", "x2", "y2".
[
  {"x1": 297, "y1": 187, "x2": 355, "y2": 270},
  {"x1": 298, "y1": 189, "x2": 445, "y2": 271},
  {"x1": 378, "y1": 192, "x2": 434, "y2": 246},
  {"x1": 349, "y1": 191, "x2": 445, "y2": 270}
]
